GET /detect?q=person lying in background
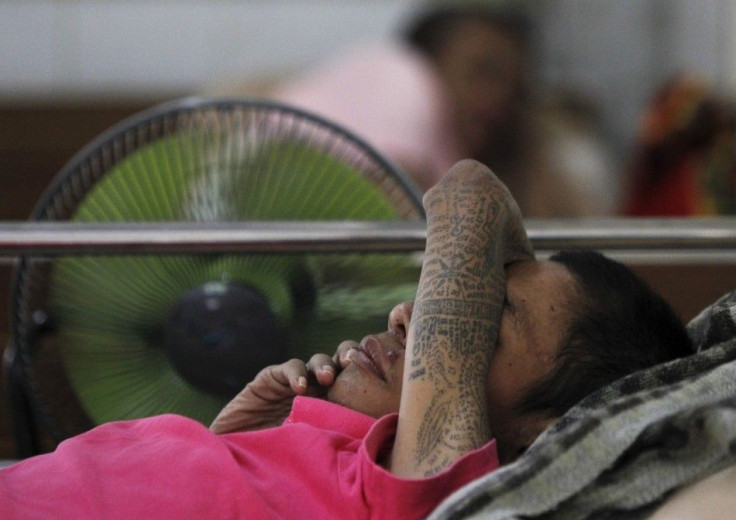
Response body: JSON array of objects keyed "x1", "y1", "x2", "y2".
[
  {"x1": 218, "y1": 1, "x2": 616, "y2": 216},
  {"x1": 0, "y1": 160, "x2": 691, "y2": 519}
]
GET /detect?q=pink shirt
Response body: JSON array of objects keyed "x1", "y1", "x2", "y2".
[{"x1": 0, "y1": 397, "x2": 498, "y2": 519}]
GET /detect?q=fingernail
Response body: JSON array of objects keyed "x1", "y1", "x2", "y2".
[
  {"x1": 322, "y1": 365, "x2": 335, "y2": 376},
  {"x1": 297, "y1": 376, "x2": 307, "y2": 388}
]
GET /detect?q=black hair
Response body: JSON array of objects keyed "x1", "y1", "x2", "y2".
[
  {"x1": 517, "y1": 250, "x2": 694, "y2": 417},
  {"x1": 402, "y1": 3, "x2": 533, "y2": 60}
]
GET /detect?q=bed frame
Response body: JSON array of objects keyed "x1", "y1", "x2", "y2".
[
  {"x1": 2, "y1": 217, "x2": 735, "y2": 459},
  {"x1": 1, "y1": 216, "x2": 735, "y2": 318}
]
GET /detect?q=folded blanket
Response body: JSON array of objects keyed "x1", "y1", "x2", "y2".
[{"x1": 430, "y1": 289, "x2": 736, "y2": 520}]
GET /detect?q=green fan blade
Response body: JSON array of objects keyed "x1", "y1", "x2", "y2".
[
  {"x1": 299, "y1": 280, "x2": 419, "y2": 360},
  {"x1": 57, "y1": 329, "x2": 225, "y2": 425},
  {"x1": 48, "y1": 118, "x2": 420, "y2": 427}
]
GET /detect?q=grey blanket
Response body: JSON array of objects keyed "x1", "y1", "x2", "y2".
[{"x1": 430, "y1": 289, "x2": 736, "y2": 520}]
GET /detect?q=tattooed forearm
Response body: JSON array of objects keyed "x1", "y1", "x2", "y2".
[
  {"x1": 390, "y1": 160, "x2": 532, "y2": 478},
  {"x1": 410, "y1": 300, "x2": 499, "y2": 360},
  {"x1": 408, "y1": 295, "x2": 502, "y2": 474},
  {"x1": 402, "y1": 212, "x2": 506, "y2": 475},
  {"x1": 410, "y1": 310, "x2": 496, "y2": 469}
]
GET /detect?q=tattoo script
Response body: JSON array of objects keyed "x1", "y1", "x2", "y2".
[{"x1": 408, "y1": 186, "x2": 509, "y2": 476}]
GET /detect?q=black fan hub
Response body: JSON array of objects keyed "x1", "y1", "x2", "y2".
[{"x1": 165, "y1": 281, "x2": 287, "y2": 397}]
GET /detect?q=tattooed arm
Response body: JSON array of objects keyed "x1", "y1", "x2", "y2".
[{"x1": 389, "y1": 159, "x2": 533, "y2": 478}]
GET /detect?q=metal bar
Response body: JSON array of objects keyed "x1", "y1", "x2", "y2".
[
  {"x1": 0, "y1": 221, "x2": 425, "y2": 255},
  {"x1": 0, "y1": 219, "x2": 735, "y2": 256},
  {"x1": 527, "y1": 218, "x2": 736, "y2": 253}
]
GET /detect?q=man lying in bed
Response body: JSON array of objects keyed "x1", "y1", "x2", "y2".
[{"x1": 0, "y1": 160, "x2": 692, "y2": 519}]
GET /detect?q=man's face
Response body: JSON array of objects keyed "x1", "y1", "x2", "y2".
[
  {"x1": 432, "y1": 19, "x2": 526, "y2": 160},
  {"x1": 326, "y1": 260, "x2": 576, "y2": 461}
]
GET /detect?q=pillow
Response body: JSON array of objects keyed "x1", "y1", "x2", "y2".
[{"x1": 429, "y1": 289, "x2": 736, "y2": 520}]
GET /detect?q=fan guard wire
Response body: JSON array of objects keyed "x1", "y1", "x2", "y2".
[{"x1": 8, "y1": 97, "x2": 424, "y2": 449}]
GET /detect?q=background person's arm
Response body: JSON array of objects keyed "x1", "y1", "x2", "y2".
[{"x1": 390, "y1": 159, "x2": 533, "y2": 478}]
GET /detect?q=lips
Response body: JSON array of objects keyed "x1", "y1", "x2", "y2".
[{"x1": 346, "y1": 336, "x2": 387, "y2": 382}]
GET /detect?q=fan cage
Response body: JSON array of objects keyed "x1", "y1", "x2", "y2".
[
  {"x1": 9, "y1": 97, "x2": 425, "y2": 446},
  {"x1": 28, "y1": 97, "x2": 423, "y2": 222}
]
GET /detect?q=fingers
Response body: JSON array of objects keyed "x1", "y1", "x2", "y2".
[
  {"x1": 287, "y1": 360, "x2": 314, "y2": 394},
  {"x1": 306, "y1": 353, "x2": 338, "y2": 387},
  {"x1": 334, "y1": 340, "x2": 358, "y2": 370},
  {"x1": 255, "y1": 359, "x2": 304, "y2": 395},
  {"x1": 267, "y1": 354, "x2": 339, "y2": 397}
]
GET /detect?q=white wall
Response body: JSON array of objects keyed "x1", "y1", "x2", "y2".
[
  {"x1": 0, "y1": 0, "x2": 412, "y2": 102},
  {"x1": 720, "y1": 0, "x2": 736, "y2": 90},
  {"x1": 2, "y1": 0, "x2": 735, "y2": 159},
  {"x1": 537, "y1": 0, "x2": 736, "y2": 156}
]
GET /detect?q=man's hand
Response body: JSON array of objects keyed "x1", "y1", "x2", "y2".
[
  {"x1": 391, "y1": 159, "x2": 533, "y2": 478},
  {"x1": 209, "y1": 353, "x2": 340, "y2": 434}
]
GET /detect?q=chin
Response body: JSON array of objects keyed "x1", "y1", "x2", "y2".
[
  {"x1": 326, "y1": 376, "x2": 400, "y2": 419},
  {"x1": 326, "y1": 376, "x2": 363, "y2": 414}
]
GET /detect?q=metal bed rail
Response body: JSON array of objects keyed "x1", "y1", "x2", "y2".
[{"x1": 0, "y1": 218, "x2": 735, "y2": 263}]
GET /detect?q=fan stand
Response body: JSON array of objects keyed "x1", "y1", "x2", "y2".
[{"x1": 4, "y1": 346, "x2": 42, "y2": 457}]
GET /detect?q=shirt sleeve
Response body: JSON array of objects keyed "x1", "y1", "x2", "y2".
[
  {"x1": 0, "y1": 415, "x2": 253, "y2": 519},
  {"x1": 356, "y1": 414, "x2": 499, "y2": 520}
]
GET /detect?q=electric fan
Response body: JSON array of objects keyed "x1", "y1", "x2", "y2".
[{"x1": 8, "y1": 97, "x2": 424, "y2": 452}]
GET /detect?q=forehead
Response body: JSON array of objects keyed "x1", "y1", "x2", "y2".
[
  {"x1": 487, "y1": 260, "x2": 578, "y2": 434},
  {"x1": 506, "y1": 260, "x2": 576, "y2": 308},
  {"x1": 500, "y1": 260, "x2": 578, "y2": 378}
]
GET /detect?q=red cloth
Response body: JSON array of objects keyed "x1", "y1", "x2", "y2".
[
  {"x1": 0, "y1": 397, "x2": 498, "y2": 519},
  {"x1": 623, "y1": 74, "x2": 736, "y2": 216},
  {"x1": 625, "y1": 159, "x2": 700, "y2": 216}
]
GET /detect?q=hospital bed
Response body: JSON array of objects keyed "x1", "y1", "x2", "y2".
[{"x1": 1, "y1": 218, "x2": 736, "y2": 518}]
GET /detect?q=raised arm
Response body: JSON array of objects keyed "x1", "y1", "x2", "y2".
[{"x1": 390, "y1": 159, "x2": 533, "y2": 478}]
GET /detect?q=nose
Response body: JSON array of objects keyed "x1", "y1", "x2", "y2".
[{"x1": 388, "y1": 301, "x2": 413, "y2": 347}]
